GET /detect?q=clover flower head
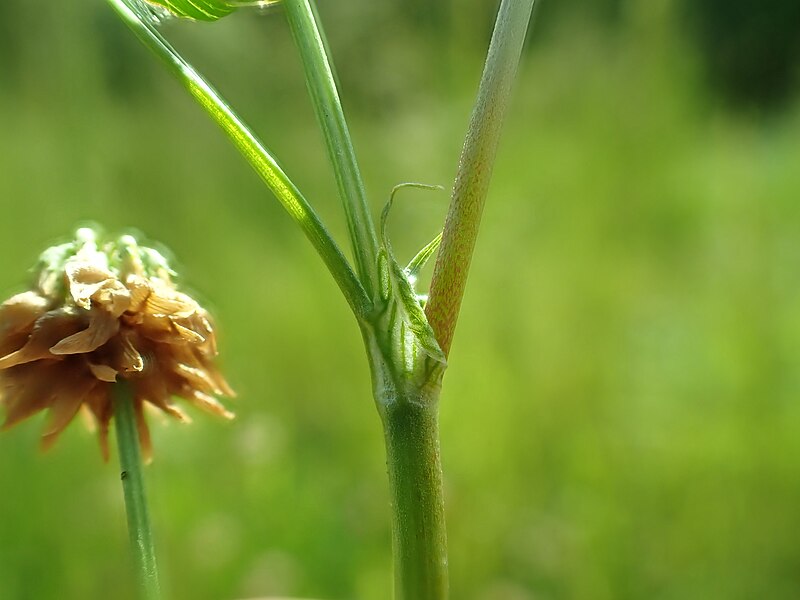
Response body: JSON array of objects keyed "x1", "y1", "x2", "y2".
[{"x1": 0, "y1": 228, "x2": 234, "y2": 460}]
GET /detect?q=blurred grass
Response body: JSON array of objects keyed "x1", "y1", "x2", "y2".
[{"x1": 2, "y1": 1, "x2": 800, "y2": 599}]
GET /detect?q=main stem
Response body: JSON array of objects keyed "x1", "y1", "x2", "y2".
[
  {"x1": 113, "y1": 383, "x2": 161, "y2": 600},
  {"x1": 378, "y1": 381, "x2": 448, "y2": 600}
]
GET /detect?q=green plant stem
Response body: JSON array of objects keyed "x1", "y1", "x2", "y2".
[
  {"x1": 113, "y1": 383, "x2": 161, "y2": 600},
  {"x1": 379, "y1": 386, "x2": 448, "y2": 600},
  {"x1": 284, "y1": 0, "x2": 380, "y2": 299},
  {"x1": 105, "y1": 0, "x2": 371, "y2": 319},
  {"x1": 425, "y1": 0, "x2": 535, "y2": 356}
]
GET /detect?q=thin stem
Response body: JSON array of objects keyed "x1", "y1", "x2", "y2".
[
  {"x1": 105, "y1": 0, "x2": 372, "y2": 319},
  {"x1": 283, "y1": 0, "x2": 380, "y2": 299},
  {"x1": 113, "y1": 383, "x2": 161, "y2": 600},
  {"x1": 380, "y1": 388, "x2": 448, "y2": 600},
  {"x1": 425, "y1": 0, "x2": 535, "y2": 356}
]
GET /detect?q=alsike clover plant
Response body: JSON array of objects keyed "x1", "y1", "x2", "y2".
[{"x1": 3, "y1": 0, "x2": 535, "y2": 598}]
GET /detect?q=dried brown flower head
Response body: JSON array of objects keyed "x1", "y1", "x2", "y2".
[{"x1": 0, "y1": 228, "x2": 234, "y2": 460}]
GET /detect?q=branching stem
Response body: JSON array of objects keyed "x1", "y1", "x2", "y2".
[
  {"x1": 105, "y1": 3, "x2": 538, "y2": 600},
  {"x1": 426, "y1": 0, "x2": 535, "y2": 356},
  {"x1": 284, "y1": 0, "x2": 380, "y2": 299}
]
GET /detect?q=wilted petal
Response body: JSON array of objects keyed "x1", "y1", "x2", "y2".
[
  {"x1": 65, "y1": 263, "x2": 115, "y2": 309},
  {"x1": 0, "y1": 292, "x2": 50, "y2": 336},
  {"x1": 83, "y1": 385, "x2": 113, "y2": 461},
  {"x1": 144, "y1": 288, "x2": 194, "y2": 318},
  {"x1": 133, "y1": 370, "x2": 191, "y2": 423},
  {"x1": 125, "y1": 275, "x2": 151, "y2": 313},
  {"x1": 115, "y1": 332, "x2": 144, "y2": 374},
  {"x1": 0, "y1": 309, "x2": 85, "y2": 368},
  {"x1": 40, "y1": 372, "x2": 97, "y2": 450},
  {"x1": 149, "y1": 395, "x2": 191, "y2": 423},
  {"x1": 172, "y1": 323, "x2": 205, "y2": 344},
  {"x1": 95, "y1": 330, "x2": 145, "y2": 376},
  {"x1": 173, "y1": 311, "x2": 214, "y2": 343},
  {"x1": 1, "y1": 363, "x2": 57, "y2": 430},
  {"x1": 138, "y1": 314, "x2": 174, "y2": 343},
  {"x1": 173, "y1": 362, "x2": 223, "y2": 396},
  {"x1": 88, "y1": 362, "x2": 118, "y2": 383},
  {"x1": 0, "y1": 292, "x2": 52, "y2": 358},
  {"x1": 50, "y1": 309, "x2": 119, "y2": 355},
  {"x1": 202, "y1": 362, "x2": 236, "y2": 398},
  {"x1": 92, "y1": 281, "x2": 131, "y2": 317},
  {"x1": 183, "y1": 388, "x2": 234, "y2": 420},
  {"x1": 163, "y1": 342, "x2": 235, "y2": 398},
  {"x1": 79, "y1": 404, "x2": 96, "y2": 431}
]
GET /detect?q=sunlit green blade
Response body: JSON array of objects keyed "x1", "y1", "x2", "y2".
[
  {"x1": 406, "y1": 232, "x2": 442, "y2": 281},
  {"x1": 146, "y1": 0, "x2": 235, "y2": 21}
]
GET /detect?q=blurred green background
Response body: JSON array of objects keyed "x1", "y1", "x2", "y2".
[{"x1": 2, "y1": 1, "x2": 800, "y2": 598}]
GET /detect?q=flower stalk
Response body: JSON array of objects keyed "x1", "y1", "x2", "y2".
[{"x1": 114, "y1": 382, "x2": 161, "y2": 600}]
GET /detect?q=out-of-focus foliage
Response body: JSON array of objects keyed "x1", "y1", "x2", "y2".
[
  {"x1": 682, "y1": 0, "x2": 800, "y2": 110},
  {"x1": 1, "y1": 1, "x2": 800, "y2": 599}
]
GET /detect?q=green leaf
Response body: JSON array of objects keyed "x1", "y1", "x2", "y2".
[
  {"x1": 379, "y1": 184, "x2": 446, "y2": 365},
  {"x1": 406, "y1": 232, "x2": 442, "y2": 282},
  {"x1": 387, "y1": 247, "x2": 446, "y2": 364}
]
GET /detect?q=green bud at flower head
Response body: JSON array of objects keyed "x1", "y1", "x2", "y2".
[
  {"x1": 145, "y1": 0, "x2": 280, "y2": 22},
  {"x1": 34, "y1": 227, "x2": 176, "y2": 303}
]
